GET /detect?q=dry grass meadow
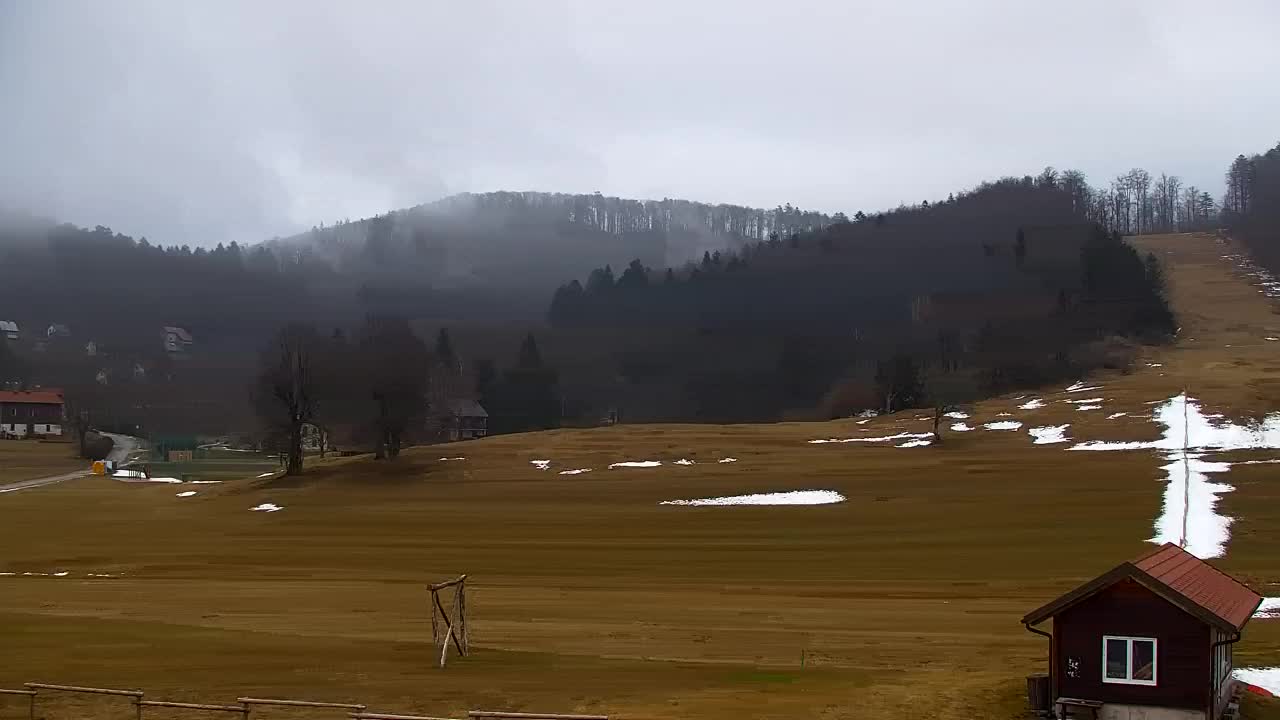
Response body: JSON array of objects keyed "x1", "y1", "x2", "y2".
[
  {"x1": 2, "y1": 233, "x2": 1279, "y2": 719},
  {"x1": 0, "y1": 439, "x2": 81, "y2": 485}
]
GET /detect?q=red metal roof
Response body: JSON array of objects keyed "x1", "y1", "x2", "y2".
[
  {"x1": 1023, "y1": 543, "x2": 1263, "y2": 631},
  {"x1": 1132, "y1": 543, "x2": 1262, "y2": 631},
  {"x1": 0, "y1": 389, "x2": 64, "y2": 405}
]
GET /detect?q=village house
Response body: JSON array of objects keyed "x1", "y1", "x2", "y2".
[
  {"x1": 0, "y1": 388, "x2": 66, "y2": 437},
  {"x1": 46, "y1": 323, "x2": 71, "y2": 339},
  {"x1": 1022, "y1": 543, "x2": 1263, "y2": 720},
  {"x1": 0, "y1": 320, "x2": 18, "y2": 341},
  {"x1": 163, "y1": 326, "x2": 193, "y2": 354},
  {"x1": 444, "y1": 399, "x2": 488, "y2": 441}
]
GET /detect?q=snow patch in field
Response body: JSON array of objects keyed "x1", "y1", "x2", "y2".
[
  {"x1": 1235, "y1": 667, "x2": 1280, "y2": 695},
  {"x1": 1076, "y1": 405, "x2": 1102, "y2": 411},
  {"x1": 718, "y1": 457, "x2": 738, "y2": 463},
  {"x1": 661, "y1": 490, "x2": 845, "y2": 506},
  {"x1": 897, "y1": 439, "x2": 932, "y2": 448},
  {"x1": 855, "y1": 419, "x2": 872, "y2": 425},
  {"x1": 438, "y1": 457, "x2": 466, "y2": 462},
  {"x1": 1255, "y1": 598, "x2": 1280, "y2": 618},
  {"x1": 1108, "y1": 412, "x2": 1128, "y2": 420},
  {"x1": 87, "y1": 573, "x2": 117, "y2": 578},
  {"x1": 558, "y1": 468, "x2": 592, "y2": 475},
  {"x1": 944, "y1": 411, "x2": 969, "y2": 419},
  {"x1": 1029, "y1": 425, "x2": 1070, "y2": 445},
  {"x1": 674, "y1": 459, "x2": 695, "y2": 466},
  {"x1": 983, "y1": 421, "x2": 1023, "y2": 431},
  {"x1": 1147, "y1": 363, "x2": 1163, "y2": 367},
  {"x1": 996, "y1": 412, "x2": 1013, "y2": 417},
  {"x1": 1066, "y1": 381, "x2": 1103, "y2": 393},
  {"x1": 1067, "y1": 394, "x2": 1280, "y2": 558},
  {"x1": 250, "y1": 503, "x2": 283, "y2": 512},
  {"x1": 609, "y1": 460, "x2": 662, "y2": 469},
  {"x1": 189, "y1": 480, "x2": 222, "y2": 484},
  {"x1": 1267, "y1": 337, "x2": 1280, "y2": 342},
  {"x1": 255, "y1": 472, "x2": 276, "y2": 478},
  {"x1": 950, "y1": 423, "x2": 973, "y2": 432},
  {"x1": 176, "y1": 491, "x2": 197, "y2": 497},
  {"x1": 1065, "y1": 397, "x2": 1104, "y2": 404},
  {"x1": 530, "y1": 460, "x2": 551, "y2": 470},
  {"x1": 113, "y1": 470, "x2": 182, "y2": 483},
  {"x1": 1019, "y1": 399, "x2": 1045, "y2": 410},
  {"x1": 809, "y1": 431, "x2": 932, "y2": 444},
  {"x1": 52, "y1": 571, "x2": 69, "y2": 577}
]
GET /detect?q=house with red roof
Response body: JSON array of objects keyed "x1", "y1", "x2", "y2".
[
  {"x1": 0, "y1": 389, "x2": 65, "y2": 437},
  {"x1": 1023, "y1": 543, "x2": 1263, "y2": 720}
]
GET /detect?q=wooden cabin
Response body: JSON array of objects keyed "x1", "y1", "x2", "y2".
[{"x1": 1023, "y1": 543, "x2": 1262, "y2": 720}]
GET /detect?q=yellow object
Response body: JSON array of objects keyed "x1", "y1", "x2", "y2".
[{"x1": 91, "y1": 461, "x2": 105, "y2": 475}]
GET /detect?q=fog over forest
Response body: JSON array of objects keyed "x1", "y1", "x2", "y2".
[{"x1": 3, "y1": 1, "x2": 1279, "y2": 247}]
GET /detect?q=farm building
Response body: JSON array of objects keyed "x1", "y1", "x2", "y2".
[
  {"x1": 1022, "y1": 543, "x2": 1263, "y2": 720},
  {"x1": 444, "y1": 399, "x2": 488, "y2": 441},
  {"x1": 0, "y1": 389, "x2": 65, "y2": 437},
  {"x1": 0, "y1": 320, "x2": 18, "y2": 341}
]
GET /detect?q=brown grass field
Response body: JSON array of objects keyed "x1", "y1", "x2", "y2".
[
  {"x1": 0, "y1": 439, "x2": 83, "y2": 485},
  {"x1": 2, "y1": 233, "x2": 1279, "y2": 720}
]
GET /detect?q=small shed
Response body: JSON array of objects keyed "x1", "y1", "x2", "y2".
[
  {"x1": 1022, "y1": 543, "x2": 1263, "y2": 720},
  {"x1": 0, "y1": 320, "x2": 18, "y2": 341}
]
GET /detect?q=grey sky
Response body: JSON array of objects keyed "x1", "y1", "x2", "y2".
[{"x1": 2, "y1": 0, "x2": 1278, "y2": 247}]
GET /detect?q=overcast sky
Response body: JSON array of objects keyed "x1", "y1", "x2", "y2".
[{"x1": 2, "y1": 1, "x2": 1278, "y2": 246}]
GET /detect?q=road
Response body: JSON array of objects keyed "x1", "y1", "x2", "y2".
[{"x1": 0, "y1": 432, "x2": 143, "y2": 494}]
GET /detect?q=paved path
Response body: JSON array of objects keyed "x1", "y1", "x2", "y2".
[
  {"x1": 0, "y1": 468, "x2": 91, "y2": 494},
  {"x1": 0, "y1": 432, "x2": 143, "y2": 494}
]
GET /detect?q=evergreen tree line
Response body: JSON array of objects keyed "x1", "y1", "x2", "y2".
[{"x1": 547, "y1": 172, "x2": 1176, "y2": 424}]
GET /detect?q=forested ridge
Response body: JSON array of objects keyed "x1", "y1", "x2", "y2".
[
  {"x1": 548, "y1": 169, "x2": 1177, "y2": 424},
  {"x1": 271, "y1": 191, "x2": 829, "y2": 299},
  {"x1": 5, "y1": 153, "x2": 1259, "y2": 443}
]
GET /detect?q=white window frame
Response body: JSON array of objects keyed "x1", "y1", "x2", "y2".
[{"x1": 1102, "y1": 635, "x2": 1158, "y2": 686}]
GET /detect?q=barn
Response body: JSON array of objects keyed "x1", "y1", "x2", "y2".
[
  {"x1": 1022, "y1": 543, "x2": 1263, "y2": 720},
  {"x1": 0, "y1": 389, "x2": 66, "y2": 437}
]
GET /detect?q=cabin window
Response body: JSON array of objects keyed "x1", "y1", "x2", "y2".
[{"x1": 1102, "y1": 636, "x2": 1157, "y2": 685}]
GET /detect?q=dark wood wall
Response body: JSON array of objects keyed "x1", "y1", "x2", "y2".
[
  {"x1": 1054, "y1": 578, "x2": 1209, "y2": 713},
  {"x1": 1, "y1": 402, "x2": 64, "y2": 424}
]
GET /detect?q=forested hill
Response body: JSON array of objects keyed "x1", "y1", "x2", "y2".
[
  {"x1": 546, "y1": 172, "x2": 1177, "y2": 423},
  {"x1": 271, "y1": 191, "x2": 829, "y2": 294}
]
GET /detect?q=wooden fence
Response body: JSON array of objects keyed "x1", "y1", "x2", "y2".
[{"x1": 0, "y1": 683, "x2": 607, "y2": 720}]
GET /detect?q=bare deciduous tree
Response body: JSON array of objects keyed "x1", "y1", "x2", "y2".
[
  {"x1": 358, "y1": 316, "x2": 429, "y2": 459},
  {"x1": 253, "y1": 323, "x2": 320, "y2": 476}
]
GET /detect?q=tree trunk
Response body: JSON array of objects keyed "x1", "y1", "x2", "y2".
[
  {"x1": 375, "y1": 430, "x2": 387, "y2": 460},
  {"x1": 286, "y1": 421, "x2": 304, "y2": 475},
  {"x1": 933, "y1": 409, "x2": 943, "y2": 442}
]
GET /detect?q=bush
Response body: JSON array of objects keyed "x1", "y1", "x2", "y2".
[
  {"x1": 1070, "y1": 336, "x2": 1139, "y2": 374},
  {"x1": 82, "y1": 432, "x2": 114, "y2": 461}
]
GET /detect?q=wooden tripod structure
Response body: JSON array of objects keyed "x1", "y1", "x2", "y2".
[{"x1": 429, "y1": 575, "x2": 468, "y2": 668}]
